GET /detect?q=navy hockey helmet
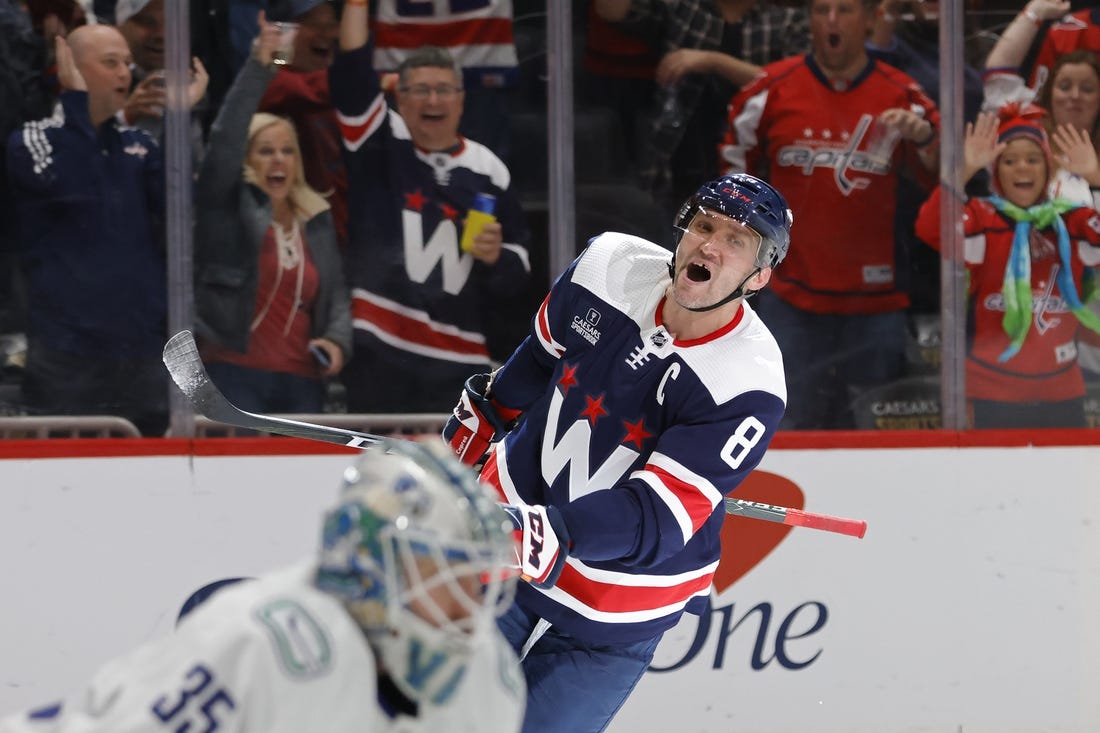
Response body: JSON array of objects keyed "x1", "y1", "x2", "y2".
[{"x1": 673, "y1": 173, "x2": 793, "y2": 270}]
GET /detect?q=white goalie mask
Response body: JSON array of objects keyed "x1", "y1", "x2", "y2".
[{"x1": 315, "y1": 439, "x2": 517, "y2": 706}]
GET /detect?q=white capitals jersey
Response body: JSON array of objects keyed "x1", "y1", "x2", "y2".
[{"x1": 0, "y1": 562, "x2": 524, "y2": 733}]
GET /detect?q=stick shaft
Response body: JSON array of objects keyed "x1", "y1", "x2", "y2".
[
  {"x1": 166, "y1": 331, "x2": 868, "y2": 539},
  {"x1": 724, "y1": 497, "x2": 867, "y2": 538}
]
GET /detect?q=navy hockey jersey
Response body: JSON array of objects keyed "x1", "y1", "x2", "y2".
[
  {"x1": 328, "y1": 44, "x2": 530, "y2": 372},
  {"x1": 481, "y1": 233, "x2": 786, "y2": 643}
]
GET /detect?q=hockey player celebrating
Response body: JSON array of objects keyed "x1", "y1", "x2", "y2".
[
  {"x1": 0, "y1": 440, "x2": 525, "y2": 733},
  {"x1": 444, "y1": 173, "x2": 793, "y2": 733}
]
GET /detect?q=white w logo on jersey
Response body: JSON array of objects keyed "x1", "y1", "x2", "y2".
[
  {"x1": 540, "y1": 388, "x2": 639, "y2": 501},
  {"x1": 402, "y1": 209, "x2": 474, "y2": 296}
]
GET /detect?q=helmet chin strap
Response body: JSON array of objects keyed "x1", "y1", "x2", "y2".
[{"x1": 670, "y1": 259, "x2": 762, "y2": 313}]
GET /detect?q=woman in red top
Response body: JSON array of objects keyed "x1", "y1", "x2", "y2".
[
  {"x1": 195, "y1": 16, "x2": 351, "y2": 414},
  {"x1": 915, "y1": 103, "x2": 1100, "y2": 428}
]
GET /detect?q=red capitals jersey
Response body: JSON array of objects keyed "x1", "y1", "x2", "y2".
[
  {"x1": 915, "y1": 187, "x2": 1100, "y2": 402},
  {"x1": 1028, "y1": 9, "x2": 1100, "y2": 90},
  {"x1": 721, "y1": 54, "x2": 939, "y2": 314}
]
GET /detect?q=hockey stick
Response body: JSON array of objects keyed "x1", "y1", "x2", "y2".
[
  {"x1": 163, "y1": 330, "x2": 385, "y2": 447},
  {"x1": 164, "y1": 330, "x2": 867, "y2": 538},
  {"x1": 724, "y1": 498, "x2": 867, "y2": 539}
]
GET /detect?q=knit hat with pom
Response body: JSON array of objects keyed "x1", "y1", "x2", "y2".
[{"x1": 991, "y1": 101, "x2": 1053, "y2": 197}]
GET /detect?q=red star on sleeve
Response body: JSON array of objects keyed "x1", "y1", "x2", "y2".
[
  {"x1": 558, "y1": 363, "x2": 578, "y2": 394},
  {"x1": 404, "y1": 189, "x2": 427, "y2": 211},
  {"x1": 621, "y1": 418, "x2": 652, "y2": 449},
  {"x1": 579, "y1": 394, "x2": 608, "y2": 425},
  {"x1": 439, "y1": 203, "x2": 459, "y2": 220}
]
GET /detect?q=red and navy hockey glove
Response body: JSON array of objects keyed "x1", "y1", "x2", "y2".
[
  {"x1": 500, "y1": 503, "x2": 571, "y2": 588},
  {"x1": 442, "y1": 373, "x2": 521, "y2": 466}
]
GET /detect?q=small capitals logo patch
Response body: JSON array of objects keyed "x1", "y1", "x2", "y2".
[{"x1": 123, "y1": 142, "x2": 149, "y2": 158}]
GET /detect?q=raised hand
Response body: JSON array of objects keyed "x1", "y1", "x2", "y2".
[
  {"x1": 964, "y1": 111, "x2": 1005, "y2": 182},
  {"x1": 123, "y1": 72, "x2": 167, "y2": 123},
  {"x1": 1051, "y1": 122, "x2": 1100, "y2": 183},
  {"x1": 1025, "y1": 0, "x2": 1071, "y2": 22},
  {"x1": 188, "y1": 57, "x2": 210, "y2": 108},
  {"x1": 252, "y1": 11, "x2": 283, "y2": 67},
  {"x1": 55, "y1": 35, "x2": 86, "y2": 92}
]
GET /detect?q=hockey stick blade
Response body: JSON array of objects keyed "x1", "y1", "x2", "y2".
[
  {"x1": 162, "y1": 330, "x2": 385, "y2": 447},
  {"x1": 725, "y1": 497, "x2": 867, "y2": 539}
]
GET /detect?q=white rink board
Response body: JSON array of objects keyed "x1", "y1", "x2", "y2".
[
  {"x1": 0, "y1": 453, "x2": 349, "y2": 712},
  {"x1": 0, "y1": 446, "x2": 1098, "y2": 733}
]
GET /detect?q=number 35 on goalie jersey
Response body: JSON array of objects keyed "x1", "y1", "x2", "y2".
[{"x1": 0, "y1": 563, "x2": 523, "y2": 733}]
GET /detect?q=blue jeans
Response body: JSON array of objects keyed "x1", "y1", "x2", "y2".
[
  {"x1": 498, "y1": 602, "x2": 661, "y2": 733},
  {"x1": 204, "y1": 361, "x2": 323, "y2": 414},
  {"x1": 753, "y1": 291, "x2": 907, "y2": 430}
]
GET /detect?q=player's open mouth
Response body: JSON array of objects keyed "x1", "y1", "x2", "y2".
[
  {"x1": 828, "y1": 33, "x2": 840, "y2": 48},
  {"x1": 686, "y1": 263, "x2": 711, "y2": 282}
]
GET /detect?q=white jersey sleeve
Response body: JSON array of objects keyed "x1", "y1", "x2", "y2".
[{"x1": 0, "y1": 562, "x2": 524, "y2": 733}]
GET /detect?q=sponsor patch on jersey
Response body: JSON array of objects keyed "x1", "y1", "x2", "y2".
[
  {"x1": 862, "y1": 264, "x2": 894, "y2": 285},
  {"x1": 1055, "y1": 341, "x2": 1077, "y2": 364},
  {"x1": 571, "y1": 313, "x2": 601, "y2": 346},
  {"x1": 255, "y1": 599, "x2": 333, "y2": 679}
]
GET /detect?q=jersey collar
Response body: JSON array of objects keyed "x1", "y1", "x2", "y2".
[{"x1": 655, "y1": 296, "x2": 745, "y2": 347}]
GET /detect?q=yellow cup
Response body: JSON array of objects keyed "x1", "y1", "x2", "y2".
[{"x1": 460, "y1": 193, "x2": 497, "y2": 252}]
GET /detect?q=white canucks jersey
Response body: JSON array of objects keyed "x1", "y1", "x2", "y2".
[{"x1": 0, "y1": 562, "x2": 524, "y2": 733}]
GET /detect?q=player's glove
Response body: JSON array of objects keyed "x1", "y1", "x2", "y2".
[
  {"x1": 442, "y1": 373, "x2": 521, "y2": 466},
  {"x1": 500, "y1": 503, "x2": 571, "y2": 589}
]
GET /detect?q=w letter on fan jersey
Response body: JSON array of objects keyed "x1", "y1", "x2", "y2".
[
  {"x1": 402, "y1": 209, "x2": 474, "y2": 295},
  {"x1": 540, "y1": 389, "x2": 638, "y2": 500}
]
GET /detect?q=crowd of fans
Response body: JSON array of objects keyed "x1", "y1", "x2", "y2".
[{"x1": 2, "y1": 0, "x2": 1099, "y2": 434}]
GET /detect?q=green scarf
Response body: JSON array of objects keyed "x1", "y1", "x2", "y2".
[{"x1": 987, "y1": 196, "x2": 1100, "y2": 362}]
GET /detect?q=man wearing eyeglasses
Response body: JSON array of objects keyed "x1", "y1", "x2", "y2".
[
  {"x1": 368, "y1": 0, "x2": 518, "y2": 160},
  {"x1": 330, "y1": 0, "x2": 532, "y2": 415}
]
